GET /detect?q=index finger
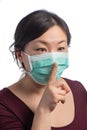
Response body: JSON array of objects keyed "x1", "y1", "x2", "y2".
[{"x1": 49, "y1": 62, "x2": 58, "y2": 83}]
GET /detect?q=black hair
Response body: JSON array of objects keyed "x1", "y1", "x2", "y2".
[{"x1": 9, "y1": 9, "x2": 71, "y2": 61}]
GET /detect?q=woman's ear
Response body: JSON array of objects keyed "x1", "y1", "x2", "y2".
[{"x1": 15, "y1": 51, "x2": 23, "y2": 63}]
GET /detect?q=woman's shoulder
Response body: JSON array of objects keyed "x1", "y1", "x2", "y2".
[
  {"x1": 63, "y1": 78, "x2": 87, "y2": 92},
  {"x1": 0, "y1": 87, "x2": 34, "y2": 128},
  {"x1": 0, "y1": 87, "x2": 9, "y2": 98},
  {"x1": 63, "y1": 78, "x2": 87, "y2": 105},
  {"x1": 0, "y1": 80, "x2": 22, "y2": 99},
  {"x1": 0, "y1": 81, "x2": 18, "y2": 95},
  {"x1": 0, "y1": 87, "x2": 14, "y2": 106}
]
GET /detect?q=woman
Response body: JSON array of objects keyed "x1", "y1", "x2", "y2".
[{"x1": 0, "y1": 9, "x2": 87, "y2": 130}]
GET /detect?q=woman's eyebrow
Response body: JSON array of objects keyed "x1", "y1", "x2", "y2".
[{"x1": 58, "y1": 40, "x2": 67, "y2": 44}]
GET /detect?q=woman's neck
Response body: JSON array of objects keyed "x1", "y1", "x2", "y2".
[{"x1": 19, "y1": 75, "x2": 46, "y2": 94}]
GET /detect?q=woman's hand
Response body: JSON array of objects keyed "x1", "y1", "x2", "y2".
[{"x1": 37, "y1": 63, "x2": 70, "y2": 113}]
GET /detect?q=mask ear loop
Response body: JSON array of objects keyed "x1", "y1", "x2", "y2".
[
  {"x1": 22, "y1": 52, "x2": 33, "y2": 72},
  {"x1": 27, "y1": 55, "x2": 32, "y2": 72},
  {"x1": 19, "y1": 52, "x2": 33, "y2": 79}
]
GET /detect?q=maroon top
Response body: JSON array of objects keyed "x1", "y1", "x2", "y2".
[{"x1": 0, "y1": 78, "x2": 87, "y2": 130}]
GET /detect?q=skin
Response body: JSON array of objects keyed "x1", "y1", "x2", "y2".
[{"x1": 9, "y1": 25, "x2": 75, "y2": 130}]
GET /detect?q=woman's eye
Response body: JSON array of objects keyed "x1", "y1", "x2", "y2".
[
  {"x1": 36, "y1": 48, "x2": 47, "y2": 52},
  {"x1": 58, "y1": 47, "x2": 65, "y2": 51}
]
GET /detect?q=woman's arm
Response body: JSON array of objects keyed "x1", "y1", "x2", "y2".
[{"x1": 31, "y1": 63, "x2": 70, "y2": 130}]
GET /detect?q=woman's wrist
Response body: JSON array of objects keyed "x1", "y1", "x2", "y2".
[{"x1": 31, "y1": 106, "x2": 51, "y2": 130}]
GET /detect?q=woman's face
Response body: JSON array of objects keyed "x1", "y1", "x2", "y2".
[{"x1": 19, "y1": 25, "x2": 68, "y2": 71}]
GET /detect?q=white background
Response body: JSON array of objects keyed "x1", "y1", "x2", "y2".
[{"x1": 0, "y1": 0, "x2": 87, "y2": 89}]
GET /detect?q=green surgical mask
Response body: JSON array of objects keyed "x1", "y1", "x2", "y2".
[{"x1": 24, "y1": 52, "x2": 69, "y2": 85}]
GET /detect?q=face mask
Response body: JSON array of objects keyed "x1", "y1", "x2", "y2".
[{"x1": 23, "y1": 52, "x2": 69, "y2": 85}]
